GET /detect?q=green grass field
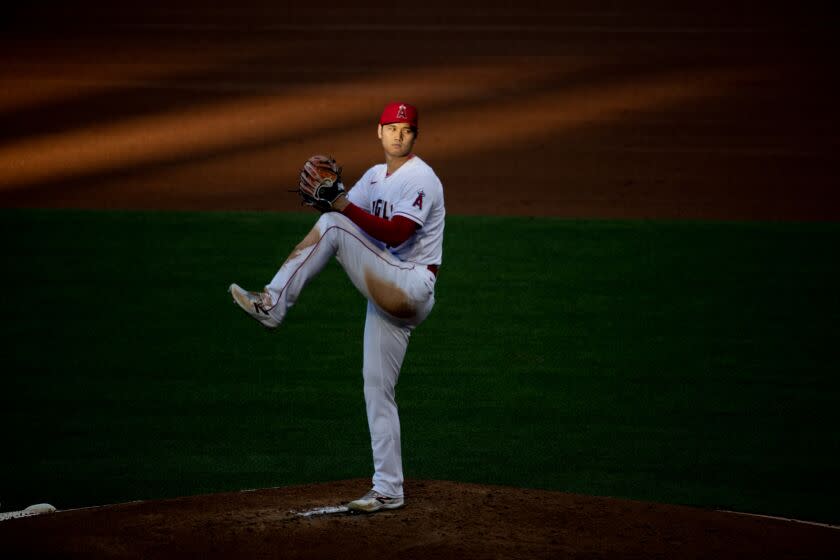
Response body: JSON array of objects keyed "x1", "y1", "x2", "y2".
[{"x1": 1, "y1": 209, "x2": 838, "y2": 523}]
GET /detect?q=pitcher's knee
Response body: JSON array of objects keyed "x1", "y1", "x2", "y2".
[
  {"x1": 316, "y1": 211, "x2": 352, "y2": 230},
  {"x1": 314, "y1": 212, "x2": 358, "y2": 246}
]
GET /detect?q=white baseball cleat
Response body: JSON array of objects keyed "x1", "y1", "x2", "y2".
[
  {"x1": 228, "y1": 283, "x2": 279, "y2": 329},
  {"x1": 347, "y1": 489, "x2": 404, "y2": 513}
]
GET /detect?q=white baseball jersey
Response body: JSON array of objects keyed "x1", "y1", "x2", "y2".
[
  {"x1": 261, "y1": 154, "x2": 445, "y2": 500},
  {"x1": 347, "y1": 155, "x2": 445, "y2": 265}
]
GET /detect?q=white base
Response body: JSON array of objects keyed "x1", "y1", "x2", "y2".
[
  {"x1": 291, "y1": 505, "x2": 349, "y2": 517},
  {"x1": 0, "y1": 503, "x2": 57, "y2": 522}
]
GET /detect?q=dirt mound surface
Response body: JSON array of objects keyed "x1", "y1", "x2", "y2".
[{"x1": 1, "y1": 479, "x2": 837, "y2": 559}]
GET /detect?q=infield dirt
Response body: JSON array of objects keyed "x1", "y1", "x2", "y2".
[{"x1": 2, "y1": 479, "x2": 839, "y2": 559}]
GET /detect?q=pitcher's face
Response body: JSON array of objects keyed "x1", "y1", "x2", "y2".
[{"x1": 378, "y1": 123, "x2": 416, "y2": 158}]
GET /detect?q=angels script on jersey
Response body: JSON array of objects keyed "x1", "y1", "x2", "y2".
[
  {"x1": 372, "y1": 190, "x2": 424, "y2": 219},
  {"x1": 372, "y1": 199, "x2": 394, "y2": 219}
]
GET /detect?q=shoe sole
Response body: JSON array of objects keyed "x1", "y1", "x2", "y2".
[{"x1": 347, "y1": 499, "x2": 404, "y2": 513}]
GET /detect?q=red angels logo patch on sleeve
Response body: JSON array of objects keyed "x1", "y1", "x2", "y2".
[{"x1": 412, "y1": 190, "x2": 425, "y2": 210}]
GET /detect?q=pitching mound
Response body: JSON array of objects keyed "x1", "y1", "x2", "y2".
[{"x1": 1, "y1": 479, "x2": 837, "y2": 559}]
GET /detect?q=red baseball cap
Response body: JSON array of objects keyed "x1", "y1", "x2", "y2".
[{"x1": 379, "y1": 102, "x2": 418, "y2": 128}]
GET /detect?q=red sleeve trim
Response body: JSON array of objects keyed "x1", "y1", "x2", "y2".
[
  {"x1": 393, "y1": 210, "x2": 424, "y2": 226},
  {"x1": 342, "y1": 203, "x2": 418, "y2": 247}
]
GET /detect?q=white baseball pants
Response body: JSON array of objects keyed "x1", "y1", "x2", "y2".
[{"x1": 264, "y1": 212, "x2": 436, "y2": 498}]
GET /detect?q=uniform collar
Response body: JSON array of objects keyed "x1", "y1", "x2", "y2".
[{"x1": 385, "y1": 153, "x2": 416, "y2": 178}]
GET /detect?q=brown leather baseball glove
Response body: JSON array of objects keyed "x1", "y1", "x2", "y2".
[{"x1": 297, "y1": 154, "x2": 346, "y2": 212}]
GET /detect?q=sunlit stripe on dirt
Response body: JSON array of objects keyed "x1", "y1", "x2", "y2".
[
  {"x1": 0, "y1": 59, "x2": 587, "y2": 192},
  {"x1": 0, "y1": 44, "x2": 255, "y2": 114},
  {"x1": 161, "y1": 65, "x2": 757, "y2": 203}
]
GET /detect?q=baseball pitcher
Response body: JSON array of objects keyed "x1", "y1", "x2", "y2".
[{"x1": 229, "y1": 102, "x2": 444, "y2": 513}]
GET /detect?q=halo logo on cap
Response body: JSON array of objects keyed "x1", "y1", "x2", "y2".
[{"x1": 380, "y1": 102, "x2": 418, "y2": 128}]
